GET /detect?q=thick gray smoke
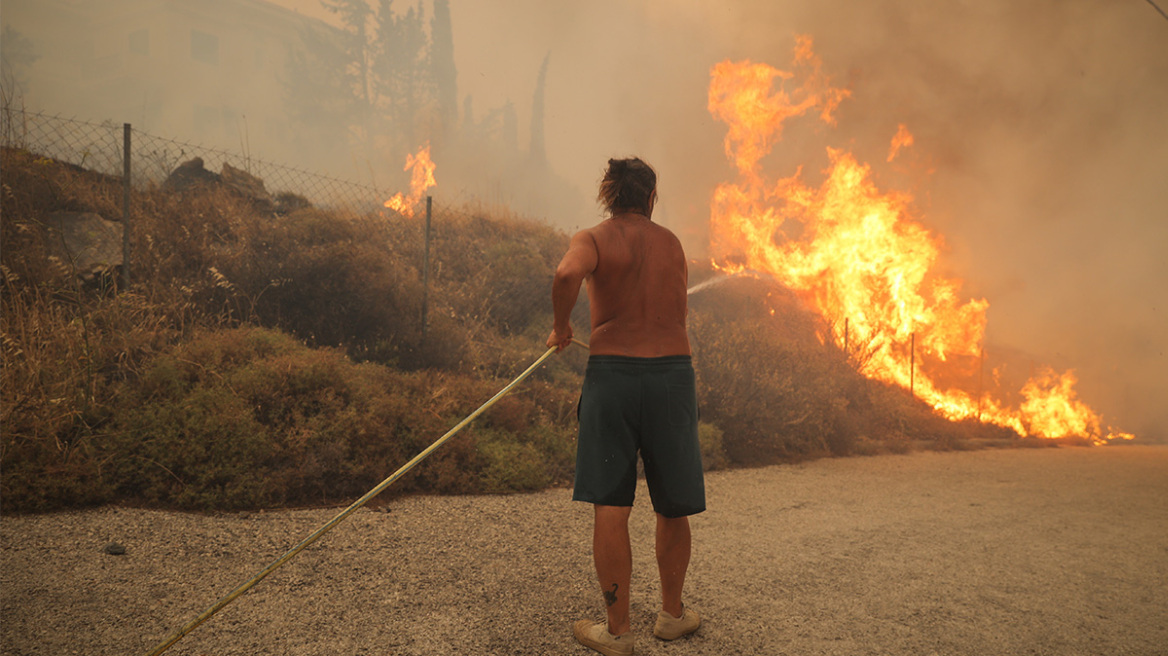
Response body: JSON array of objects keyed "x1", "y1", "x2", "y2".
[{"x1": 4, "y1": 0, "x2": 1164, "y2": 439}]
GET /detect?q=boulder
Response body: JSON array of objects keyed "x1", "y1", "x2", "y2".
[
  {"x1": 160, "y1": 158, "x2": 277, "y2": 213},
  {"x1": 46, "y1": 212, "x2": 123, "y2": 281},
  {"x1": 221, "y1": 163, "x2": 274, "y2": 212},
  {"x1": 161, "y1": 157, "x2": 219, "y2": 192}
]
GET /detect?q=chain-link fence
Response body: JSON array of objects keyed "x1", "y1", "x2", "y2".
[{"x1": 1, "y1": 107, "x2": 389, "y2": 213}]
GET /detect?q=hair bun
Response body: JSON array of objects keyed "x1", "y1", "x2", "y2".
[{"x1": 598, "y1": 157, "x2": 656, "y2": 215}]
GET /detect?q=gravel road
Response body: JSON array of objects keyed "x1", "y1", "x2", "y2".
[{"x1": 3, "y1": 445, "x2": 1166, "y2": 655}]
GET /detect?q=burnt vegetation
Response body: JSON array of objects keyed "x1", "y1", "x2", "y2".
[{"x1": 1, "y1": 147, "x2": 1020, "y2": 513}]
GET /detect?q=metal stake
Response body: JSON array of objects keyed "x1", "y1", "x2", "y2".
[
  {"x1": 977, "y1": 347, "x2": 985, "y2": 421},
  {"x1": 422, "y1": 195, "x2": 432, "y2": 342},
  {"x1": 122, "y1": 123, "x2": 131, "y2": 290}
]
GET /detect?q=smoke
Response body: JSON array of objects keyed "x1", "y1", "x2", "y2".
[
  {"x1": 4, "y1": 0, "x2": 1164, "y2": 439},
  {"x1": 444, "y1": 0, "x2": 1167, "y2": 441}
]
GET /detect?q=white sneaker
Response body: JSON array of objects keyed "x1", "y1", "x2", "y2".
[
  {"x1": 653, "y1": 607, "x2": 700, "y2": 640},
  {"x1": 573, "y1": 619, "x2": 634, "y2": 656}
]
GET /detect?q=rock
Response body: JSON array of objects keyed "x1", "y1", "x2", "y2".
[
  {"x1": 161, "y1": 157, "x2": 219, "y2": 192},
  {"x1": 220, "y1": 163, "x2": 274, "y2": 212},
  {"x1": 160, "y1": 159, "x2": 278, "y2": 213},
  {"x1": 274, "y1": 191, "x2": 312, "y2": 216},
  {"x1": 46, "y1": 212, "x2": 123, "y2": 282},
  {"x1": 103, "y1": 542, "x2": 126, "y2": 556}
]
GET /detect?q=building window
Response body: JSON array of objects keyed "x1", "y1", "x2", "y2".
[
  {"x1": 129, "y1": 29, "x2": 149, "y2": 56},
  {"x1": 191, "y1": 30, "x2": 219, "y2": 65}
]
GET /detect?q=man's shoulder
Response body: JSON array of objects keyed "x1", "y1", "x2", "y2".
[
  {"x1": 650, "y1": 221, "x2": 682, "y2": 241},
  {"x1": 571, "y1": 226, "x2": 600, "y2": 245},
  {"x1": 644, "y1": 221, "x2": 684, "y2": 252}
]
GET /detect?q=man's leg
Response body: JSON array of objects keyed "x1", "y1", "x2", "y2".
[
  {"x1": 593, "y1": 504, "x2": 633, "y2": 635},
  {"x1": 655, "y1": 513, "x2": 691, "y2": 617}
]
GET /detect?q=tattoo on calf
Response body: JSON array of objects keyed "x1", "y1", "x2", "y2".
[{"x1": 604, "y1": 583, "x2": 619, "y2": 607}]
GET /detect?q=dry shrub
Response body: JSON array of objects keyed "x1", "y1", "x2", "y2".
[
  {"x1": 426, "y1": 207, "x2": 566, "y2": 338},
  {"x1": 1, "y1": 158, "x2": 180, "y2": 510},
  {"x1": 1, "y1": 149, "x2": 580, "y2": 512},
  {"x1": 691, "y1": 277, "x2": 863, "y2": 463},
  {"x1": 0, "y1": 284, "x2": 178, "y2": 510},
  {"x1": 222, "y1": 208, "x2": 426, "y2": 356},
  {"x1": 104, "y1": 327, "x2": 574, "y2": 510},
  {"x1": 3, "y1": 145, "x2": 1031, "y2": 514}
]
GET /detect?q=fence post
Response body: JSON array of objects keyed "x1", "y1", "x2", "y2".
[
  {"x1": 122, "y1": 123, "x2": 131, "y2": 290},
  {"x1": 421, "y1": 195, "x2": 432, "y2": 342}
]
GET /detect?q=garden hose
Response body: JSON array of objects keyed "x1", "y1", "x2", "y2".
[{"x1": 144, "y1": 339, "x2": 587, "y2": 656}]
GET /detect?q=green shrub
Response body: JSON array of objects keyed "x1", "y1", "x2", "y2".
[
  {"x1": 477, "y1": 432, "x2": 551, "y2": 492},
  {"x1": 698, "y1": 421, "x2": 729, "y2": 471}
]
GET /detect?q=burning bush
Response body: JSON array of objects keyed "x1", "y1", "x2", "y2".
[{"x1": 689, "y1": 274, "x2": 1017, "y2": 464}]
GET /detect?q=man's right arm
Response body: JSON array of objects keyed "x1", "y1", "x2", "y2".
[{"x1": 547, "y1": 230, "x2": 599, "y2": 352}]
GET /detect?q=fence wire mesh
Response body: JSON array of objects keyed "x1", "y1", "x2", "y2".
[{"x1": 1, "y1": 108, "x2": 389, "y2": 213}]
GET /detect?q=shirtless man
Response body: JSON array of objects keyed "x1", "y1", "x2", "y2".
[{"x1": 547, "y1": 157, "x2": 704, "y2": 656}]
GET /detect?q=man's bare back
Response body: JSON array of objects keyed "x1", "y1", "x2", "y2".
[
  {"x1": 582, "y1": 214, "x2": 689, "y2": 356},
  {"x1": 547, "y1": 211, "x2": 690, "y2": 358}
]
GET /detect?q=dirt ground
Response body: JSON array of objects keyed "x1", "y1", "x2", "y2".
[{"x1": 2, "y1": 444, "x2": 1166, "y2": 656}]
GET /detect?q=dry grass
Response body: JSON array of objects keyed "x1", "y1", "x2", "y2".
[{"x1": 2, "y1": 146, "x2": 1023, "y2": 513}]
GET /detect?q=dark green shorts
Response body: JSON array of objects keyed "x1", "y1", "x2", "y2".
[{"x1": 573, "y1": 355, "x2": 705, "y2": 518}]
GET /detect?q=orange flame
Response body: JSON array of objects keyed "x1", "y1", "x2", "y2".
[
  {"x1": 384, "y1": 144, "x2": 437, "y2": 217},
  {"x1": 887, "y1": 123, "x2": 914, "y2": 162},
  {"x1": 707, "y1": 37, "x2": 1131, "y2": 445}
]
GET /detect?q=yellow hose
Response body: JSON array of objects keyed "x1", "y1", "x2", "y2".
[{"x1": 144, "y1": 342, "x2": 579, "y2": 656}]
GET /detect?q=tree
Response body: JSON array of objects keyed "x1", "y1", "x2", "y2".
[
  {"x1": 322, "y1": 0, "x2": 375, "y2": 127},
  {"x1": 430, "y1": 0, "x2": 458, "y2": 141},
  {"x1": 529, "y1": 53, "x2": 549, "y2": 164},
  {"x1": 282, "y1": 21, "x2": 354, "y2": 162},
  {"x1": 372, "y1": 0, "x2": 432, "y2": 159}
]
